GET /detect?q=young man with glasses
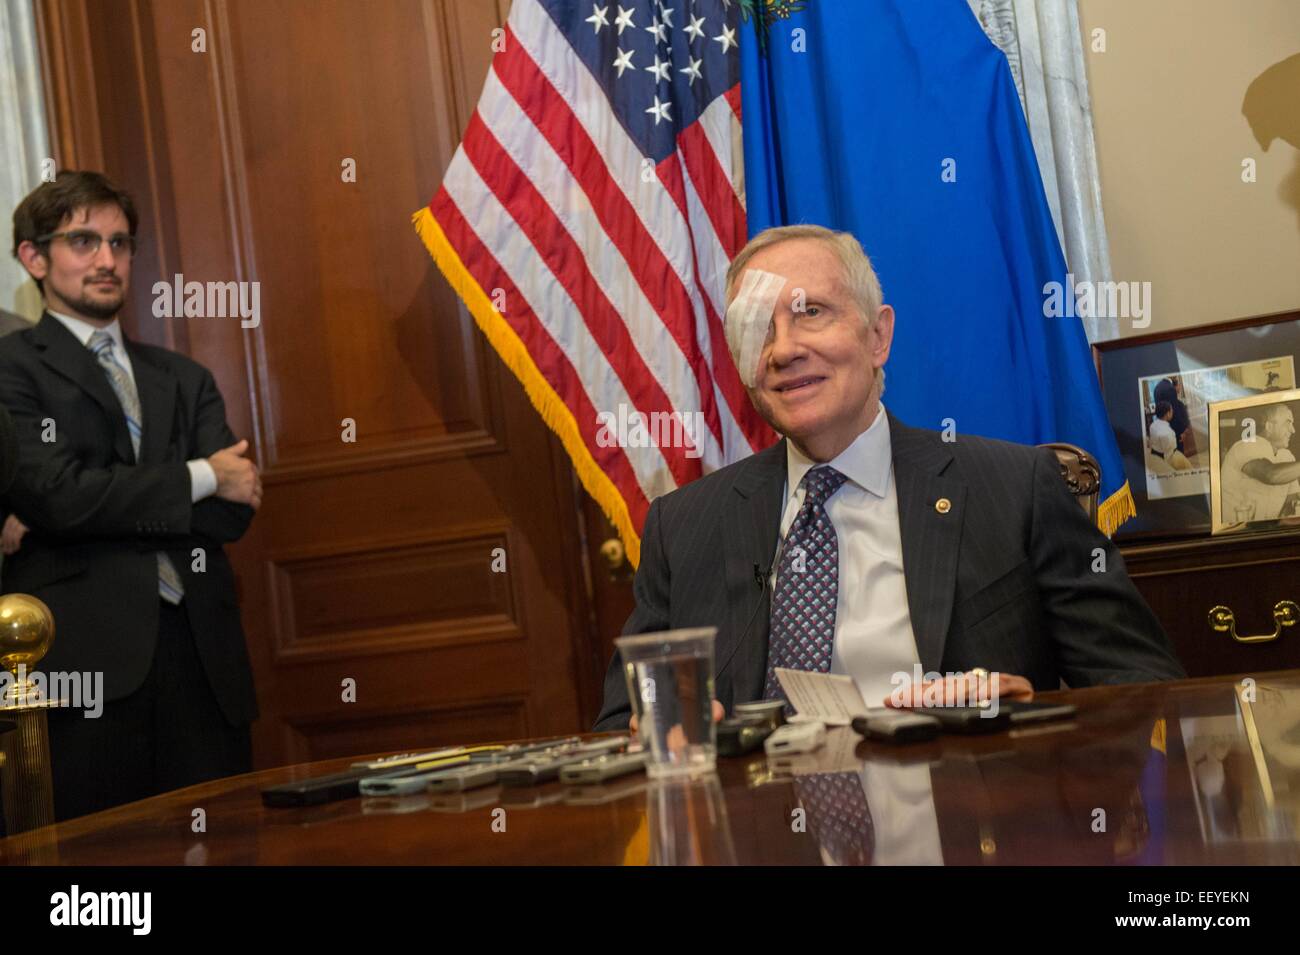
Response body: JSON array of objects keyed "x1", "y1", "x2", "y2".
[{"x1": 1, "y1": 170, "x2": 261, "y2": 821}]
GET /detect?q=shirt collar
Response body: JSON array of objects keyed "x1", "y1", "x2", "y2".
[
  {"x1": 47, "y1": 308, "x2": 125, "y2": 353},
  {"x1": 785, "y1": 403, "x2": 893, "y2": 501}
]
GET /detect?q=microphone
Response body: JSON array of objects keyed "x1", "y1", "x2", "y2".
[
  {"x1": 732, "y1": 566, "x2": 772, "y2": 667},
  {"x1": 723, "y1": 529, "x2": 786, "y2": 676},
  {"x1": 746, "y1": 553, "x2": 778, "y2": 631},
  {"x1": 721, "y1": 556, "x2": 778, "y2": 687}
]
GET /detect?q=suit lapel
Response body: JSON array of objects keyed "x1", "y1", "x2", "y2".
[
  {"x1": 124, "y1": 339, "x2": 178, "y2": 465},
  {"x1": 717, "y1": 439, "x2": 786, "y2": 703},
  {"x1": 33, "y1": 312, "x2": 135, "y2": 464},
  {"x1": 889, "y1": 412, "x2": 966, "y2": 674}
]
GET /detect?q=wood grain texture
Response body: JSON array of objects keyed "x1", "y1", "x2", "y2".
[
  {"x1": 5, "y1": 671, "x2": 1298, "y2": 865},
  {"x1": 1122, "y1": 527, "x2": 1300, "y2": 677},
  {"x1": 33, "y1": 0, "x2": 606, "y2": 768}
]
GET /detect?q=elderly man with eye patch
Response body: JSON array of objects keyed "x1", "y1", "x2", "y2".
[{"x1": 595, "y1": 224, "x2": 1183, "y2": 732}]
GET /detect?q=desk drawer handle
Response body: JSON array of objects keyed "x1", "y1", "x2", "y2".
[{"x1": 1207, "y1": 600, "x2": 1299, "y2": 644}]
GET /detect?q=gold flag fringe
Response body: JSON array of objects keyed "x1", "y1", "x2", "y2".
[
  {"x1": 412, "y1": 206, "x2": 642, "y2": 567},
  {"x1": 1097, "y1": 479, "x2": 1136, "y2": 538}
]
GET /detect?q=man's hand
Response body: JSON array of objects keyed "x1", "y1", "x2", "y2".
[
  {"x1": 1, "y1": 514, "x2": 28, "y2": 556},
  {"x1": 630, "y1": 699, "x2": 725, "y2": 736},
  {"x1": 884, "y1": 669, "x2": 1034, "y2": 708},
  {"x1": 208, "y1": 439, "x2": 263, "y2": 510}
]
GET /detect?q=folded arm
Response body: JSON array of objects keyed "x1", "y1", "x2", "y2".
[
  {"x1": 0, "y1": 359, "x2": 190, "y2": 539},
  {"x1": 1242, "y1": 458, "x2": 1300, "y2": 485},
  {"x1": 187, "y1": 368, "x2": 255, "y2": 543}
]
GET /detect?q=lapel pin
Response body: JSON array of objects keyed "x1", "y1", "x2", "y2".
[{"x1": 935, "y1": 498, "x2": 952, "y2": 514}]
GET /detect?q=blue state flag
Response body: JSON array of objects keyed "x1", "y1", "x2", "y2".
[{"x1": 739, "y1": 0, "x2": 1133, "y2": 531}]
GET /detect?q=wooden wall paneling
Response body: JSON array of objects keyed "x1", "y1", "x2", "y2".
[
  {"x1": 268, "y1": 522, "x2": 521, "y2": 662},
  {"x1": 34, "y1": 0, "x2": 104, "y2": 171},
  {"x1": 33, "y1": 0, "x2": 604, "y2": 768},
  {"x1": 34, "y1": 0, "x2": 186, "y2": 351},
  {"x1": 283, "y1": 698, "x2": 529, "y2": 765},
  {"x1": 1123, "y1": 529, "x2": 1300, "y2": 677}
]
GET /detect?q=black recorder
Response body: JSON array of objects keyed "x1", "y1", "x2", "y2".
[
  {"x1": 914, "y1": 700, "x2": 1076, "y2": 734},
  {"x1": 852, "y1": 701, "x2": 1076, "y2": 742},
  {"x1": 852, "y1": 710, "x2": 942, "y2": 743}
]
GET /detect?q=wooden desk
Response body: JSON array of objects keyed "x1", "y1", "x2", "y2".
[
  {"x1": 4, "y1": 671, "x2": 1298, "y2": 865},
  {"x1": 1123, "y1": 526, "x2": 1300, "y2": 678}
]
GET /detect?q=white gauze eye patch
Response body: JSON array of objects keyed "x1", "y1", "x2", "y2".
[{"x1": 724, "y1": 268, "x2": 786, "y2": 387}]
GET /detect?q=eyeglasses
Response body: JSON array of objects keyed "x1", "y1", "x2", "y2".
[{"x1": 36, "y1": 230, "x2": 137, "y2": 259}]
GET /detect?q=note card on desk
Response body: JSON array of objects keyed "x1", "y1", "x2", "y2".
[{"x1": 775, "y1": 669, "x2": 869, "y2": 725}]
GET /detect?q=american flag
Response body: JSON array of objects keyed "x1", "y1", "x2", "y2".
[{"x1": 414, "y1": 0, "x2": 775, "y2": 565}]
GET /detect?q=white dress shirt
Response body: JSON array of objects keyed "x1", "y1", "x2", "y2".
[
  {"x1": 1221, "y1": 437, "x2": 1299, "y2": 520},
  {"x1": 774, "y1": 404, "x2": 923, "y2": 708},
  {"x1": 48, "y1": 309, "x2": 217, "y2": 503},
  {"x1": 1148, "y1": 417, "x2": 1176, "y2": 457},
  {"x1": 860, "y1": 760, "x2": 944, "y2": 865}
]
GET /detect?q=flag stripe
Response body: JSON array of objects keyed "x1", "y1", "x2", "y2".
[
  {"x1": 700, "y1": 87, "x2": 746, "y2": 213},
  {"x1": 431, "y1": 179, "x2": 654, "y2": 523},
  {"x1": 679, "y1": 102, "x2": 745, "y2": 255},
  {"x1": 435, "y1": 156, "x2": 654, "y2": 498},
  {"x1": 417, "y1": 201, "x2": 645, "y2": 563},
  {"x1": 509, "y1": 1, "x2": 717, "y2": 341},
  {"x1": 509, "y1": 0, "x2": 769, "y2": 454},
  {"x1": 673, "y1": 151, "x2": 773, "y2": 452},
  {"x1": 666, "y1": 149, "x2": 762, "y2": 463},
  {"x1": 493, "y1": 27, "x2": 726, "y2": 462},
  {"x1": 458, "y1": 111, "x2": 703, "y2": 489},
  {"x1": 419, "y1": 0, "x2": 773, "y2": 563},
  {"x1": 654, "y1": 153, "x2": 773, "y2": 452},
  {"x1": 476, "y1": 62, "x2": 726, "y2": 469},
  {"x1": 725, "y1": 83, "x2": 742, "y2": 121},
  {"x1": 722, "y1": 85, "x2": 746, "y2": 210}
]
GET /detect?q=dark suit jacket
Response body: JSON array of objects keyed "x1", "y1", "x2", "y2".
[
  {"x1": 594, "y1": 411, "x2": 1184, "y2": 730},
  {"x1": 0, "y1": 312, "x2": 257, "y2": 725}
]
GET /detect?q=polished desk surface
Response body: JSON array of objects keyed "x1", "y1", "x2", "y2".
[{"x1": 3, "y1": 671, "x2": 1299, "y2": 865}]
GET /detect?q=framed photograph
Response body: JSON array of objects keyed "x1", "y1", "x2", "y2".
[
  {"x1": 1209, "y1": 388, "x2": 1300, "y2": 534},
  {"x1": 1093, "y1": 309, "x2": 1300, "y2": 540}
]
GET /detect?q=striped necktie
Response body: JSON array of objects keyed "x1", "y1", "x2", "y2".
[{"x1": 88, "y1": 330, "x2": 185, "y2": 604}]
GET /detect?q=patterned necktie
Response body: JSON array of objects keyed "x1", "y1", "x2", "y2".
[
  {"x1": 89, "y1": 331, "x2": 185, "y2": 605},
  {"x1": 795, "y1": 771, "x2": 876, "y2": 865},
  {"x1": 764, "y1": 465, "x2": 848, "y2": 703}
]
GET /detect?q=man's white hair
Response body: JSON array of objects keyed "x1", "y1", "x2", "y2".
[{"x1": 724, "y1": 224, "x2": 886, "y2": 394}]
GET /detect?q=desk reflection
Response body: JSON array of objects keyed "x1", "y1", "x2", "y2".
[
  {"x1": 4, "y1": 672, "x2": 1299, "y2": 865},
  {"x1": 1180, "y1": 679, "x2": 1299, "y2": 846},
  {"x1": 646, "y1": 773, "x2": 737, "y2": 866}
]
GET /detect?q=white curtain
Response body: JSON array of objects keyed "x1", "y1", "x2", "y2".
[
  {"x1": 0, "y1": 0, "x2": 51, "y2": 320},
  {"x1": 970, "y1": 0, "x2": 1117, "y2": 343}
]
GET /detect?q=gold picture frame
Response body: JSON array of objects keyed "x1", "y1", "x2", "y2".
[{"x1": 1209, "y1": 388, "x2": 1300, "y2": 535}]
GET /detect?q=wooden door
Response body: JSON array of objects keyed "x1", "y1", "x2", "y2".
[{"x1": 35, "y1": 0, "x2": 608, "y2": 766}]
